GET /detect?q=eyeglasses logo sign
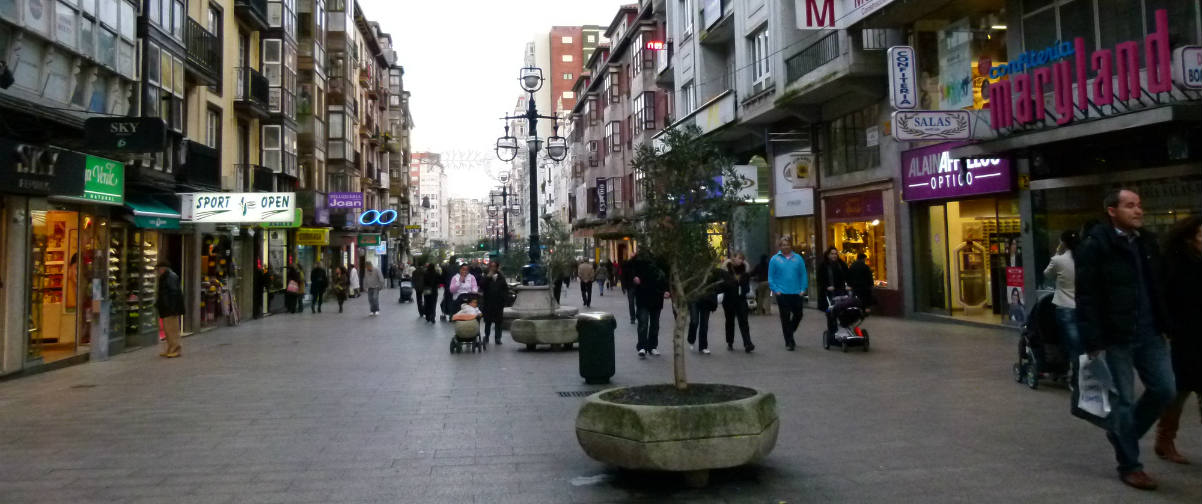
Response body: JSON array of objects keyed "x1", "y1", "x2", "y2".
[{"x1": 358, "y1": 209, "x2": 398, "y2": 226}]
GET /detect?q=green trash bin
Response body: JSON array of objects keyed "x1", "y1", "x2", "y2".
[{"x1": 577, "y1": 312, "x2": 616, "y2": 384}]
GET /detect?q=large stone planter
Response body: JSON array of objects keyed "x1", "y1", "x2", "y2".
[
  {"x1": 575, "y1": 384, "x2": 778, "y2": 486},
  {"x1": 501, "y1": 284, "x2": 578, "y2": 331},
  {"x1": 510, "y1": 318, "x2": 578, "y2": 350}
]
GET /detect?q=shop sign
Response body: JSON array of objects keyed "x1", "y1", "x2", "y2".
[
  {"x1": 901, "y1": 141, "x2": 1012, "y2": 201},
  {"x1": 796, "y1": 0, "x2": 897, "y2": 30},
  {"x1": 1173, "y1": 46, "x2": 1202, "y2": 89},
  {"x1": 328, "y1": 192, "x2": 364, "y2": 209},
  {"x1": 405, "y1": 224, "x2": 422, "y2": 231},
  {"x1": 358, "y1": 234, "x2": 381, "y2": 246},
  {"x1": 891, "y1": 110, "x2": 971, "y2": 141},
  {"x1": 84, "y1": 117, "x2": 166, "y2": 153},
  {"x1": 775, "y1": 187, "x2": 815, "y2": 218},
  {"x1": 82, "y1": 156, "x2": 124, "y2": 204},
  {"x1": 296, "y1": 227, "x2": 331, "y2": 246},
  {"x1": 988, "y1": 9, "x2": 1176, "y2": 131},
  {"x1": 987, "y1": 41, "x2": 1076, "y2": 80},
  {"x1": 133, "y1": 215, "x2": 180, "y2": 229},
  {"x1": 0, "y1": 139, "x2": 86, "y2": 196},
  {"x1": 596, "y1": 178, "x2": 608, "y2": 218},
  {"x1": 728, "y1": 165, "x2": 760, "y2": 201},
  {"x1": 774, "y1": 150, "x2": 814, "y2": 191},
  {"x1": 887, "y1": 46, "x2": 917, "y2": 110},
  {"x1": 865, "y1": 126, "x2": 880, "y2": 147},
  {"x1": 262, "y1": 209, "x2": 302, "y2": 228},
  {"x1": 358, "y1": 209, "x2": 398, "y2": 226},
  {"x1": 825, "y1": 191, "x2": 883, "y2": 221},
  {"x1": 181, "y1": 192, "x2": 296, "y2": 223}
]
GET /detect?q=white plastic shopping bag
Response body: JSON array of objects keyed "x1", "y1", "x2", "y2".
[{"x1": 1071, "y1": 353, "x2": 1113, "y2": 429}]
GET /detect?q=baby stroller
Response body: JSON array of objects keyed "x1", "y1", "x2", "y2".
[
  {"x1": 1013, "y1": 292, "x2": 1069, "y2": 389},
  {"x1": 822, "y1": 294, "x2": 870, "y2": 352},
  {"x1": 449, "y1": 294, "x2": 485, "y2": 354},
  {"x1": 398, "y1": 276, "x2": 413, "y2": 303}
]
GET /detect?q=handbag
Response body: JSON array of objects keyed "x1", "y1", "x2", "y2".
[
  {"x1": 286, "y1": 280, "x2": 299, "y2": 293},
  {"x1": 1071, "y1": 353, "x2": 1114, "y2": 429}
]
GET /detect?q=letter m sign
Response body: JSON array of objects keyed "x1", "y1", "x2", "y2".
[{"x1": 797, "y1": 0, "x2": 836, "y2": 29}]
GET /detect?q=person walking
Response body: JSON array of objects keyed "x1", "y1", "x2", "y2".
[
  {"x1": 480, "y1": 261, "x2": 509, "y2": 345},
  {"x1": 284, "y1": 264, "x2": 304, "y2": 313},
  {"x1": 687, "y1": 268, "x2": 720, "y2": 354},
  {"x1": 155, "y1": 260, "x2": 185, "y2": 358},
  {"x1": 332, "y1": 266, "x2": 349, "y2": 313},
  {"x1": 847, "y1": 253, "x2": 876, "y2": 312},
  {"x1": 412, "y1": 262, "x2": 427, "y2": 318},
  {"x1": 751, "y1": 254, "x2": 771, "y2": 315},
  {"x1": 362, "y1": 262, "x2": 385, "y2": 316},
  {"x1": 421, "y1": 263, "x2": 441, "y2": 324},
  {"x1": 631, "y1": 250, "x2": 669, "y2": 358},
  {"x1": 310, "y1": 262, "x2": 329, "y2": 313},
  {"x1": 817, "y1": 247, "x2": 850, "y2": 340},
  {"x1": 721, "y1": 253, "x2": 755, "y2": 353},
  {"x1": 578, "y1": 260, "x2": 596, "y2": 307},
  {"x1": 769, "y1": 236, "x2": 808, "y2": 351},
  {"x1": 1154, "y1": 216, "x2": 1202, "y2": 465},
  {"x1": 449, "y1": 263, "x2": 479, "y2": 314},
  {"x1": 1043, "y1": 231, "x2": 1081, "y2": 357},
  {"x1": 348, "y1": 264, "x2": 360, "y2": 298},
  {"x1": 596, "y1": 262, "x2": 609, "y2": 297},
  {"x1": 621, "y1": 257, "x2": 637, "y2": 324},
  {"x1": 1076, "y1": 188, "x2": 1175, "y2": 491}
]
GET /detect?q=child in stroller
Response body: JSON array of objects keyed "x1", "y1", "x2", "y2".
[
  {"x1": 449, "y1": 295, "x2": 486, "y2": 353},
  {"x1": 1013, "y1": 292, "x2": 1069, "y2": 389},
  {"x1": 822, "y1": 294, "x2": 870, "y2": 352}
]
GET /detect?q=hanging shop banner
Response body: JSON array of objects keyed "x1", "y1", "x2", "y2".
[
  {"x1": 328, "y1": 192, "x2": 365, "y2": 209},
  {"x1": 1172, "y1": 46, "x2": 1202, "y2": 89},
  {"x1": 84, "y1": 117, "x2": 166, "y2": 153},
  {"x1": 0, "y1": 138, "x2": 86, "y2": 196},
  {"x1": 181, "y1": 192, "x2": 295, "y2": 223},
  {"x1": 262, "y1": 209, "x2": 303, "y2": 228},
  {"x1": 775, "y1": 187, "x2": 815, "y2": 218},
  {"x1": 891, "y1": 110, "x2": 971, "y2": 141},
  {"x1": 825, "y1": 191, "x2": 884, "y2": 222},
  {"x1": 358, "y1": 234, "x2": 381, "y2": 246},
  {"x1": 887, "y1": 46, "x2": 918, "y2": 110},
  {"x1": 82, "y1": 156, "x2": 124, "y2": 204},
  {"x1": 296, "y1": 227, "x2": 331, "y2": 246},
  {"x1": 1005, "y1": 267, "x2": 1026, "y2": 324},
  {"x1": 596, "y1": 178, "x2": 608, "y2": 218},
  {"x1": 796, "y1": 0, "x2": 897, "y2": 30},
  {"x1": 901, "y1": 142, "x2": 1012, "y2": 201}
]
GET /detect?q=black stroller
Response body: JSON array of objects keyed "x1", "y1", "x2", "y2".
[
  {"x1": 822, "y1": 294, "x2": 870, "y2": 352},
  {"x1": 398, "y1": 276, "x2": 413, "y2": 303},
  {"x1": 1013, "y1": 292, "x2": 1069, "y2": 389}
]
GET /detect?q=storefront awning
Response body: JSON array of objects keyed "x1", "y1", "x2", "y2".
[
  {"x1": 126, "y1": 197, "x2": 180, "y2": 218},
  {"x1": 949, "y1": 104, "x2": 1201, "y2": 159}
]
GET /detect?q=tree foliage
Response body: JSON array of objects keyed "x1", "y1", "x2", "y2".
[
  {"x1": 632, "y1": 125, "x2": 744, "y2": 389},
  {"x1": 542, "y1": 217, "x2": 578, "y2": 285}
]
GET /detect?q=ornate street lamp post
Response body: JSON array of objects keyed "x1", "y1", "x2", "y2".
[{"x1": 496, "y1": 66, "x2": 567, "y2": 284}]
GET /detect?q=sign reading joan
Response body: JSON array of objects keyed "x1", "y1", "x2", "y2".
[
  {"x1": 82, "y1": 156, "x2": 124, "y2": 204},
  {"x1": 181, "y1": 192, "x2": 296, "y2": 223},
  {"x1": 901, "y1": 141, "x2": 1012, "y2": 201},
  {"x1": 327, "y1": 192, "x2": 365, "y2": 209},
  {"x1": 891, "y1": 110, "x2": 971, "y2": 141},
  {"x1": 887, "y1": 46, "x2": 918, "y2": 110},
  {"x1": 84, "y1": 117, "x2": 166, "y2": 153}
]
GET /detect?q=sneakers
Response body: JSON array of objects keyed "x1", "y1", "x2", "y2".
[
  {"x1": 649, "y1": 349, "x2": 661, "y2": 357},
  {"x1": 700, "y1": 349, "x2": 711, "y2": 355},
  {"x1": 638, "y1": 349, "x2": 647, "y2": 359}
]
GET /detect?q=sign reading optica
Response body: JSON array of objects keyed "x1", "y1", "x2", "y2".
[
  {"x1": 181, "y1": 192, "x2": 296, "y2": 223},
  {"x1": 328, "y1": 192, "x2": 364, "y2": 209},
  {"x1": 901, "y1": 141, "x2": 1012, "y2": 201}
]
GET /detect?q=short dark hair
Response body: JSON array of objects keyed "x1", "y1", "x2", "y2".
[
  {"x1": 857, "y1": 253, "x2": 867, "y2": 261},
  {"x1": 1103, "y1": 188, "x2": 1135, "y2": 209}
]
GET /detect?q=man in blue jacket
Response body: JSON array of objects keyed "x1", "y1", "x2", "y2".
[{"x1": 769, "y1": 236, "x2": 808, "y2": 351}]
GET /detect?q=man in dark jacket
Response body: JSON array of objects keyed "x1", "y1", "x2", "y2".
[
  {"x1": 621, "y1": 257, "x2": 638, "y2": 324},
  {"x1": 1076, "y1": 188, "x2": 1175, "y2": 491},
  {"x1": 847, "y1": 253, "x2": 875, "y2": 311},
  {"x1": 630, "y1": 250, "x2": 669, "y2": 358},
  {"x1": 156, "y1": 260, "x2": 186, "y2": 358}
]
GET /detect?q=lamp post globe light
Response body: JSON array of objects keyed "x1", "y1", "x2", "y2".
[{"x1": 495, "y1": 65, "x2": 566, "y2": 285}]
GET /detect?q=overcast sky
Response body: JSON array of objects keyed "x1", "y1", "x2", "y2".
[{"x1": 360, "y1": 0, "x2": 628, "y2": 199}]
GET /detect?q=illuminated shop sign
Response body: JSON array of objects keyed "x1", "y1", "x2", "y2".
[{"x1": 181, "y1": 192, "x2": 296, "y2": 223}]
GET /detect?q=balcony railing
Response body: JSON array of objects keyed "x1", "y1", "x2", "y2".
[
  {"x1": 179, "y1": 141, "x2": 221, "y2": 190},
  {"x1": 185, "y1": 19, "x2": 221, "y2": 85},
  {"x1": 232, "y1": 164, "x2": 257, "y2": 192},
  {"x1": 786, "y1": 32, "x2": 840, "y2": 84},
  {"x1": 233, "y1": 0, "x2": 268, "y2": 31},
  {"x1": 253, "y1": 165, "x2": 276, "y2": 192},
  {"x1": 234, "y1": 67, "x2": 270, "y2": 117}
]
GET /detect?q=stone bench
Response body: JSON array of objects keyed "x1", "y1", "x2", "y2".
[
  {"x1": 509, "y1": 317, "x2": 579, "y2": 350},
  {"x1": 502, "y1": 306, "x2": 579, "y2": 330}
]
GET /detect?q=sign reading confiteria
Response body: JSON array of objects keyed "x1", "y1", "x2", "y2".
[
  {"x1": 181, "y1": 192, "x2": 296, "y2": 223},
  {"x1": 988, "y1": 9, "x2": 1184, "y2": 131},
  {"x1": 902, "y1": 142, "x2": 1012, "y2": 201}
]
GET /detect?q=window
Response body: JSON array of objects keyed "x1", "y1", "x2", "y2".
[
  {"x1": 681, "y1": 81, "x2": 696, "y2": 113},
  {"x1": 79, "y1": 17, "x2": 94, "y2": 58},
  {"x1": 262, "y1": 124, "x2": 282, "y2": 171},
  {"x1": 55, "y1": 1, "x2": 75, "y2": 49},
  {"x1": 207, "y1": 5, "x2": 220, "y2": 34},
  {"x1": 119, "y1": 1, "x2": 135, "y2": 39},
  {"x1": 633, "y1": 91, "x2": 655, "y2": 130},
  {"x1": 172, "y1": 0, "x2": 183, "y2": 39},
  {"x1": 681, "y1": 0, "x2": 694, "y2": 37},
  {"x1": 561, "y1": 36, "x2": 573, "y2": 44},
  {"x1": 750, "y1": 28, "x2": 771, "y2": 85},
  {"x1": 607, "y1": 70, "x2": 620, "y2": 103},
  {"x1": 44, "y1": 51, "x2": 72, "y2": 102},
  {"x1": 605, "y1": 121, "x2": 621, "y2": 152},
  {"x1": 562, "y1": 54, "x2": 574, "y2": 62},
  {"x1": 71, "y1": 66, "x2": 91, "y2": 107},
  {"x1": 563, "y1": 72, "x2": 573, "y2": 80},
  {"x1": 586, "y1": 34, "x2": 595, "y2": 43},
  {"x1": 563, "y1": 91, "x2": 575, "y2": 99},
  {"x1": 823, "y1": 104, "x2": 881, "y2": 176},
  {"x1": 206, "y1": 108, "x2": 221, "y2": 148}
]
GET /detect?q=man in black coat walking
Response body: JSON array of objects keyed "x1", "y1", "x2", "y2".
[
  {"x1": 1076, "y1": 188, "x2": 1175, "y2": 491},
  {"x1": 156, "y1": 260, "x2": 186, "y2": 358},
  {"x1": 630, "y1": 250, "x2": 669, "y2": 358}
]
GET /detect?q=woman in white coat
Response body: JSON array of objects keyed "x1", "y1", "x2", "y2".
[{"x1": 349, "y1": 264, "x2": 361, "y2": 298}]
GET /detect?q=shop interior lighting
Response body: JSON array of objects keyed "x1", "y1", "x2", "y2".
[
  {"x1": 991, "y1": 25, "x2": 1007, "y2": 30},
  {"x1": 871, "y1": 219, "x2": 880, "y2": 226}
]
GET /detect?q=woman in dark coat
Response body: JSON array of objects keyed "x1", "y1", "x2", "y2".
[
  {"x1": 309, "y1": 262, "x2": 329, "y2": 313},
  {"x1": 721, "y1": 253, "x2": 754, "y2": 352},
  {"x1": 422, "y1": 264, "x2": 442, "y2": 324},
  {"x1": 479, "y1": 261, "x2": 509, "y2": 344},
  {"x1": 847, "y1": 253, "x2": 875, "y2": 311},
  {"x1": 817, "y1": 247, "x2": 849, "y2": 337},
  {"x1": 412, "y1": 263, "x2": 427, "y2": 319},
  {"x1": 285, "y1": 264, "x2": 304, "y2": 313},
  {"x1": 332, "y1": 266, "x2": 349, "y2": 313},
  {"x1": 1155, "y1": 216, "x2": 1202, "y2": 464}
]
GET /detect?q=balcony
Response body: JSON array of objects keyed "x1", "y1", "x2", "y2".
[
  {"x1": 179, "y1": 141, "x2": 221, "y2": 191},
  {"x1": 358, "y1": 66, "x2": 373, "y2": 86},
  {"x1": 234, "y1": 0, "x2": 269, "y2": 32},
  {"x1": 234, "y1": 67, "x2": 270, "y2": 118},
  {"x1": 253, "y1": 165, "x2": 276, "y2": 192},
  {"x1": 185, "y1": 19, "x2": 221, "y2": 86},
  {"x1": 779, "y1": 31, "x2": 885, "y2": 110}
]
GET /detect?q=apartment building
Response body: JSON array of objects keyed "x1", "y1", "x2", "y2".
[
  {"x1": 448, "y1": 198, "x2": 486, "y2": 247},
  {"x1": 412, "y1": 152, "x2": 448, "y2": 247}
]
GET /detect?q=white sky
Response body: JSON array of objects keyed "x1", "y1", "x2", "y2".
[{"x1": 359, "y1": 0, "x2": 628, "y2": 198}]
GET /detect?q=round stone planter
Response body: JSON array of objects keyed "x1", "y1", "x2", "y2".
[
  {"x1": 510, "y1": 317, "x2": 579, "y2": 350},
  {"x1": 575, "y1": 384, "x2": 778, "y2": 487}
]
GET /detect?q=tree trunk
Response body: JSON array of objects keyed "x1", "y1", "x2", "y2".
[{"x1": 672, "y1": 296, "x2": 690, "y2": 391}]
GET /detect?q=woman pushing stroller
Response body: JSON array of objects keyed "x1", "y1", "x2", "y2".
[{"x1": 448, "y1": 263, "x2": 479, "y2": 316}]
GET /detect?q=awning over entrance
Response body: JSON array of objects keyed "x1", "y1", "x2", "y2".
[{"x1": 126, "y1": 196, "x2": 181, "y2": 229}]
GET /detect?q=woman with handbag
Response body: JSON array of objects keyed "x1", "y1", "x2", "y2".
[
  {"x1": 721, "y1": 253, "x2": 755, "y2": 353},
  {"x1": 1154, "y1": 216, "x2": 1202, "y2": 464},
  {"x1": 285, "y1": 264, "x2": 304, "y2": 313},
  {"x1": 332, "y1": 266, "x2": 350, "y2": 313}
]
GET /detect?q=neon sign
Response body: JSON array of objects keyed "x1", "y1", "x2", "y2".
[
  {"x1": 358, "y1": 209, "x2": 398, "y2": 226},
  {"x1": 645, "y1": 41, "x2": 665, "y2": 51}
]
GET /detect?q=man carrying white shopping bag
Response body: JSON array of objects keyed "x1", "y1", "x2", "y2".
[{"x1": 1076, "y1": 189, "x2": 1175, "y2": 491}]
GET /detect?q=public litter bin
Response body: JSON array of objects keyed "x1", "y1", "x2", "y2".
[{"x1": 577, "y1": 312, "x2": 616, "y2": 384}]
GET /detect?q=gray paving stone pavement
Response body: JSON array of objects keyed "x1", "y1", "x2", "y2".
[{"x1": 0, "y1": 285, "x2": 1198, "y2": 503}]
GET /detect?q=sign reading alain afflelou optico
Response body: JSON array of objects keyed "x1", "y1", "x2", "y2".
[{"x1": 180, "y1": 192, "x2": 296, "y2": 223}]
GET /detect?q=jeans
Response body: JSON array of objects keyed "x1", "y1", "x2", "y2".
[
  {"x1": 1104, "y1": 332, "x2": 1176, "y2": 474},
  {"x1": 484, "y1": 319, "x2": 502, "y2": 342},
  {"x1": 636, "y1": 305, "x2": 661, "y2": 351},
  {"x1": 580, "y1": 281, "x2": 594, "y2": 306},
  {"x1": 553, "y1": 281, "x2": 563, "y2": 303},
  {"x1": 724, "y1": 301, "x2": 752, "y2": 349},
  {"x1": 626, "y1": 289, "x2": 637, "y2": 323},
  {"x1": 423, "y1": 292, "x2": 437, "y2": 322},
  {"x1": 598, "y1": 281, "x2": 605, "y2": 296},
  {"x1": 284, "y1": 293, "x2": 300, "y2": 313},
  {"x1": 367, "y1": 288, "x2": 381, "y2": 313},
  {"x1": 311, "y1": 290, "x2": 325, "y2": 313},
  {"x1": 415, "y1": 289, "x2": 425, "y2": 315},
  {"x1": 688, "y1": 303, "x2": 711, "y2": 351},
  {"x1": 1054, "y1": 306, "x2": 1083, "y2": 358},
  {"x1": 776, "y1": 294, "x2": 804, "y2": 347}
]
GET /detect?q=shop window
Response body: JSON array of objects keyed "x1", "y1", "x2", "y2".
[
  {"x1": 27, "y1": 205, "x2": 107, "y2": 364},
  {"x1": 0, "y1": 0, "x2": 17, "y2": 21},
  {"x1": 56, "y1": 1, "x2": 76, "y2": 50},
  {"x1": 79, "y1": 17, "x2": 94, "y2": 59},
  {"x1": 823, "y1": 104, "x2": 880, "y2": 177}
]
